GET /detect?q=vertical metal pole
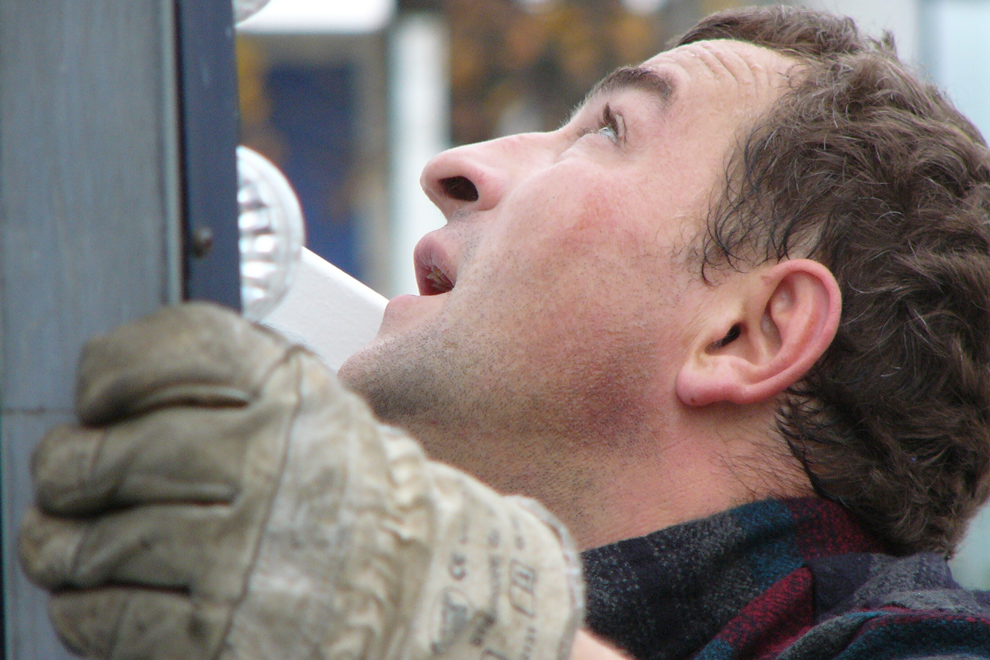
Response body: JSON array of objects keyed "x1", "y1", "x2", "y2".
[
  {"x1": 0, "y1": 2, "x2": 180, "y2": 656},
  {"x1": 176, "y1": 0, "x2": 242, "y2": 307},
  {"x1": 0, "y1": 1, "x2": 239, "y2": 657}
]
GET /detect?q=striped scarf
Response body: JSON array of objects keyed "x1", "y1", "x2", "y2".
[{"x1": 581, "y1": 498, "x2": 990, "y2": 660}]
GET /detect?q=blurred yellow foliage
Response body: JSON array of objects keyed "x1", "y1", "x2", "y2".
[
  {"x1": 446, "y1": 0, "x2": 664, "y2": 143},
  {"x1": 444, "y1": 0, "x2": 751, "y2": 144}
]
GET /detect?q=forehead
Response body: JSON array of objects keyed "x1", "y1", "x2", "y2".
[
  {"x1": 637, "y1": 39, "x2": 800, "y2": 111},
  {"x1": 574, "y1": 40, "x2": 798, "y2": 132}
]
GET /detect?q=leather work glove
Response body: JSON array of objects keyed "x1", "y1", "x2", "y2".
[{"x1": 19, "y1": 303, "x2": 584, "y2": 660}]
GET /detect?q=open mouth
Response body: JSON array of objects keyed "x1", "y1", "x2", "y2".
[
  {"x1": 425, "y1": 265, "x2": 454, "y2": 294},
  {"x1": 414, "y1": 233, "x2": 459, "y2": 297},
  {"x1": 415, "y1": 244, "x2": 457, "y2": 296}
]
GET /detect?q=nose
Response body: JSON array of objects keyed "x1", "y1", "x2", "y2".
[
  {"x1": 419, "y1": 134, "x2": 550, "y2": 219},
  {"x1": 420, "y1": 141, "x2": 504, "y2": 218}
]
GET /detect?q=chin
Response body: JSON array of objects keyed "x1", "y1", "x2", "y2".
[
  {"x1": 334, "y1": 358, "x2": 388, "y2": 423},
  {"x1": 335, "y1": 348, "x2": 371, "y2": 390},
  {"x1": 334, "y1": 344, "x2": 415, "y2": 424}
]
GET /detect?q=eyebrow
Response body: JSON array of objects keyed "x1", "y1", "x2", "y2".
[{"x1": 576, "y1": 66, "x2": 676, "y2": 117}]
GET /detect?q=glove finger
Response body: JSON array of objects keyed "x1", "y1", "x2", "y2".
[
  {"x1": 49, "y1": 588, "x2": 228, "y2": 660},
  {"x1": 33, "y1": 407, "x2": 261, "y2": 515},
  {"x1": 76, "y1": 302, "x2": 290, "y2": 426},
  {"x1": 20, "y1": 503, "x2": 236, "y2": 595}
]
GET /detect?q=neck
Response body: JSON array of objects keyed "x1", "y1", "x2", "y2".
[{"x1": 399, "y1": 399, "x2": 812, "y2": 551}]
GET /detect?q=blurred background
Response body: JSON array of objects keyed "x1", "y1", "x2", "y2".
[
  {"x1": 235, "y1": 0, "x2": 990, "y2": 297},
  {"x1": 234, "y1": 0, "x2": 990, "y2": 587}
]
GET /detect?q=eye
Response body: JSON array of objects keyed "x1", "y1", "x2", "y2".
[
  {"x1": 593, "y1": 104, "x2": 624, "y2": 143},
  {"x1": 572, "y1": 102, "x2": 626, "y2": 146}
]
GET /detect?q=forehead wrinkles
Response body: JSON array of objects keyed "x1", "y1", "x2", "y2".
[{"x1": 656, "y1": 40, "x2": 798, "y2": 106}]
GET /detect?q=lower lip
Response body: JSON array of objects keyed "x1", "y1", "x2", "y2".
[
  {"x1": 379, "y1": 292, "x2": 446, "y2": 331},
  {"x1": 385, "y1": 293, "x2": 421, "y2": 311}
]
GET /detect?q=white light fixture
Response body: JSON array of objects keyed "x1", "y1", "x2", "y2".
[
  {"x1": 237, "y1": 146, "x2": 306, "y2": 321},
  {"x1": 235, "y1": 146, "x2": 388, "y2": 368},
  {"x1": 234, "y1": 0, "x2": 272, "y2": 24}
]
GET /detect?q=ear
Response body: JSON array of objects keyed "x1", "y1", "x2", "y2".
[{"x1": 676, "y1": 259, "x2": 841, "y2": 407}]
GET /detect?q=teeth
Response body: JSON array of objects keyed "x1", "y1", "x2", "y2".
[{"x1": 426, "y1": 265, "x2": 454, "y2": 294}]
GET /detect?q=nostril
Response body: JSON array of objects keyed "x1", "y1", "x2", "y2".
[{"x1": 440, "y1": 176, "x2": 479, "y2": 202}]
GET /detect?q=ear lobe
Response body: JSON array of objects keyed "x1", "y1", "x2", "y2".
[{"x1": 676, "y1": 259, "x2": 841, "y2": 407}]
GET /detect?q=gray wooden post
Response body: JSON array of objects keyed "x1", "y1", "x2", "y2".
[{"x1": 0, "y1": 1, "x2": 238, "y2": 657}]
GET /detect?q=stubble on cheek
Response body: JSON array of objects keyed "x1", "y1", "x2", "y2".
[{"x1": 337, "y1": 335, "x2": 448, "y2": 424}]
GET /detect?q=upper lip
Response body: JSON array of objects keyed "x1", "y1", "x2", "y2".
[{"x1": 414, "y1": 235, "x2": 458, "y2": 296}]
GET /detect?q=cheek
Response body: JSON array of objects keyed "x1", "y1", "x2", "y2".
[
  {"x1": 480, "y1": 203, "x2": 669, "y2": 344},
  {"x1": 497, "y1": 177, "x2": 652, "y2": 285},
  {"x1": 461, "y1": 165, "x2": 698, "y2": 342}
]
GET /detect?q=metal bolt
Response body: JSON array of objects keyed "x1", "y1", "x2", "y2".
[{"x1": 191, "y1": 226, "x2": 214, "y2": 258}]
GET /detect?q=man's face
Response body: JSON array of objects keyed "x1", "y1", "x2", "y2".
[{"x1": 338, "y1": 39, "x2": 796, "y2": 474}]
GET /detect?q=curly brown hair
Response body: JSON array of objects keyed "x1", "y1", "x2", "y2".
[{"x1": 675, "y1": 6, "x2": 990, "y2": 555}]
